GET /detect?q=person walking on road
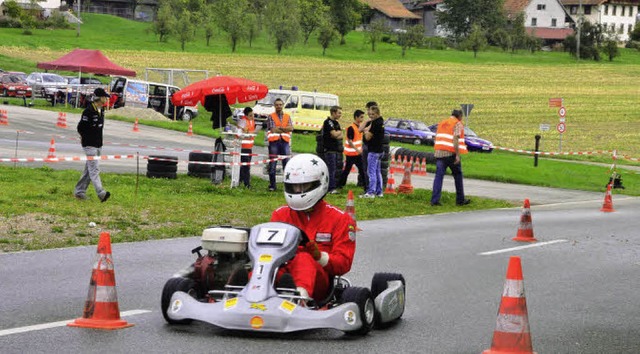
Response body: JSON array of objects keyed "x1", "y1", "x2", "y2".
[
  {"x1": 360, "y1": 105, "x2": 385, "y2": 198},
  {"x1": 74, "y1": 88, "x2": 111, "y2": 202},
  {"x1": 338, "y1": 109, "x2": 367, "y2": 193},
  {"x1": 266, "y1": 98, "x2": 293, "y2": 191},
  {"x1": 430, "y1": 109, "x2": 470, "y2": 206},
  {"x1": 321, "y1": 105, "x2": 343, "y2": 194}
]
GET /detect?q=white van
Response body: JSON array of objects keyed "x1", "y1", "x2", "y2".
[
  {"x1": 252, "y1": 87, "x2": 339, "y2": 132},
  {"x1": 109, "y1": 77, "x2": 199, "y2": 121}
]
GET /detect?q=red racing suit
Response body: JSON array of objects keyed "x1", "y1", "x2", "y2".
[{"x1": 270, "y1": 200, "x2": 356, "y2": 300}]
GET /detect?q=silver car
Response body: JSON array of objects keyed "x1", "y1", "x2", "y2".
[{"x1": 25, "y1": 72, "x2": 67, "y2": 97}]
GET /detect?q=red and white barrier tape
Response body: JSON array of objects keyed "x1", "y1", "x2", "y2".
[
  {"x1": 293, "y1": 122, "x2": 322, "y2": 129},
  {"x1": 493, "y1": 146, "x2": 614, "y2": 156},
  {"x1": 0, "y1": 155, "x2": 136, "y2": 163}
]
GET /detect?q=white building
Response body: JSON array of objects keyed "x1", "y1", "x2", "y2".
[
  {"x1": 504, "y1": 0, "x2": 575, "y2": 44},
  {"x1": 561, "y1": 0, "x2": 639, "y2": 42}
]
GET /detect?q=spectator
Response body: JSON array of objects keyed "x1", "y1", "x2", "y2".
[
  {"x1": 338, "y1": 109, "x2": 367, "y2": 193},
  {"x1": 321, "y1": 105, "x2": 343, "y2": 194},
  {"x1": 73, "y1": 88, "x2": 111, "y2": 202},
  {"x1": 360, "y1": 105, "x2": 385, "y2": 198},
  {"x1": 237, "y1": 107, "x2": 256, "y2": 188},
  {"x1": 266, "y1": 98, "x2": 293, "y2": 191},
  {"x1": 430, "y1": 109, "x2": 470, "y2": 206}
]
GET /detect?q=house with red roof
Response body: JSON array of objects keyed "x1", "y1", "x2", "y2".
[
  {"x1": 503, "y1": 0, "x2": 575, "y2": 44},
  {"x1": 360, "y1": 0, "x2": 421, "y2": 31}
]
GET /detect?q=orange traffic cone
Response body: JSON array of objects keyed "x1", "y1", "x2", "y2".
[
  {"x1": 46, "y1": 138, "x2": 57, "y2": 159},
  {"x1": 68, "y1": 232, "x2": 133, "y2": 330},
  {"x1": 132, "y1": 118, "x2": 140, "y2": 132},
  {"x1": 56, "y1": 112, "x2": 68, "y2": 128},
  {"x1": 0, "y1": 109, "x2": 8, "y2": 125},
  {"x1": 397, "y1": 162, "x2": 414, "y2": 194},
  {"x1": 600, "y1": 182, "x2": 615, "y2": 212},
  {"x1": 344, "y1": 190, "x2": 362, "y2": 231},
  {"x1": 416, "y1": 157, "x2": 427, "y2": 176},
  {"x1": 384, "y1": 172, "x2": 397, "y2": 195},
  {"x1": 483, "y1": 256, "x2": 536, "y2": 354},
  {"x1": 513, "y1": 199, "x2": 537, "y2": 242},
  {"x1": 187, "y1": 120, "x2": 193, "y2": 136}
]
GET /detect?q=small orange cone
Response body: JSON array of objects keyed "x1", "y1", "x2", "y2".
[
  {"x1": 46, "y1": 138, "x2": 57, "y2": 159},
  {"x1": 56, "y1": 112, "x2": 68, "y2": 128},
  {"x1": 417, "y1": 157, "x2": 427, "y2": 176},
  {"x1": 0, "y1": 109, "x2": 8, "y2": 125},
  {"x1": 513, "y1": 199, "x2": 537, "y2": 242},
  {"x1": 397, "y1": 162, "x2": 414, "y2": 194},
  {"x1": 483, "y1": 256, "x2": 536, "y2": 354},
  {"x1": 344, "y1": 190, "x2": 362, "y2": 231},
  {"x1": 186, "y1": 121, "x2": 193, "y2": 136},
  {"x1": 600, "y1": 182, "x2": 615, "y2": 212},
  {"x1": 68, "y1": 232, "x2": 133, "y2": 330},
  {"x1": 384, "y1": 172, "x2": 397, "y2": 195},
  {"x1": 132, "y1": 118, "x2": 140, "y2": 132}
]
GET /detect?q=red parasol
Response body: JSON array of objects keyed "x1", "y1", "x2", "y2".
[{"x1": 171, "y1": 75, "x2": 268, "y2": 107}]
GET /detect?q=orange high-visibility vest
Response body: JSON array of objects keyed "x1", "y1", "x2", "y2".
[
  {"x1": 240, "y1": 117, "x2": 256, "y2": 149},
  {"x1": 267, "y1": 112, "x2": 291, "y2": 143},
  {"x1": 343, "y1": 123, "x2": 363, "y2": 156},
  {"x1": 434, "y1": 117, "x2": 467, "y2": 154}
]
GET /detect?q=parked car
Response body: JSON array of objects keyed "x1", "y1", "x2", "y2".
[
  {"x1": 0, "y1": 73, "x2": 32, "y2": 98},
  {"x1": 25, "y1": 72, "x2": 67, "y2": 97},
  {"x1": 384, "y1": 118, "x2": 436, "y2": 145},
  {"x1": 428, "y1": 124, "x2": 494, "y2": 152}
]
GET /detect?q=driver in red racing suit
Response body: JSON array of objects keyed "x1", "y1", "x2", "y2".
[{"x1": 271, "y1": 153, "x2": 356, "y2": 302}]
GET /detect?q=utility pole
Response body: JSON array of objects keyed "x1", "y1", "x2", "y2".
[
  {"x1": 576, "y1": 0, "x2": 582, "y2": 60},
  {"x1": 76, "y1": 0, "x2": 81, "y2": 37}
]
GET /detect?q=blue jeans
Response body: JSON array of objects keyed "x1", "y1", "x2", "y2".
[
  {"x1": 431, "y1": 155, "x2": 465, "y2": 204},
  {"x1": 268, "y1": 140, "x2": 290, "y2": 189},
  {"x1": 366, "y1": 152, "x2": 383, "y2": 195}
]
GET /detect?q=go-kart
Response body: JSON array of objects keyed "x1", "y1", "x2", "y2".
[{"x1": 161, "y1": 222, "x2": 406, "y2": 335}]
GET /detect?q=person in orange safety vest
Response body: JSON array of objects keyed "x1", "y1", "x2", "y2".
[
  {"x1": 236, "y1": 107, "x2": 256, "y2": 188},
  {"x1": 337, "y1": 109, "x2": 368, "y2": 193},
  {"x1": 266, "y1": 98, "x2": 293, "y2": 191}
]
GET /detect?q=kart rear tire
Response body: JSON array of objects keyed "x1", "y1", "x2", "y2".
[
  {"x1": 340, "y1": 287, "x2": 375, "y2": 336},
  {"x1": 371, "y1": 272, "x2": 406, "y2": 328},
  {"x1": 161, "y1": 277, "x2": 197, "y2": 324}
]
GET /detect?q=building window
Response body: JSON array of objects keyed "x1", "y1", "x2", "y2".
[
  {"x1": 612, "y1": 5, "x2": 616, "y2": 16},
  {"x1": 611, "y1": 23, "x2": 616, "y2": 32},
  {"x1": 551, "y1": 18, "x2": 557, "y2": 27},
  {"x1": 537, "y1": 4, "x2": 546, "y2": 10},
  {"x1": 531, "y1": 17, "x2": 537, "y2": 26},
  {"x1": 618, "y1": 24, "x2": 623, "y2": 34},
  {"x1": 630, "y1": 6, "x2": 634, "y2": 17},
  {"x1": 621, "y1": 6, "x2": 625, "y2": 16},
  {"x1": 584, "y1": 6, "x2": 591, "y2": 15},
  {"x1": 571, "y1": 6, "x2": 578, "y2": 14},
  {"x1": 604, "y1": 5, "x2": 608, "y2": 15}
]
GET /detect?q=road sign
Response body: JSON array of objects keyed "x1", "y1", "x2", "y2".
[
  {"x1": 461, "y1": 104, "x2": 474, "y2": 117},
  {"x1": 549, "y1": 98, "x2": 563, "y2": 107},
  {"x1": 558, "y1": 106, "x2": 566, "y2": 118},
  {"x1": 556, "y1": 122, "x2": 566, "y2": 134},
  {"x1": 539, "y1": 124, "x2": 550, "y2": 131}
]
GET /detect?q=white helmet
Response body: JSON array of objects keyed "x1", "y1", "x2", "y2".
[{"x1": 283, "y1": 154, "x2": 329, "y2": 211}]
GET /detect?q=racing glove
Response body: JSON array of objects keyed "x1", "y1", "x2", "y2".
[{"x1": 304, "y1": 240, "x2": 321, "y2": 260}]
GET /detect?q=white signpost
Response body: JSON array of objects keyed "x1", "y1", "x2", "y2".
[{"x1": 557, "y1": 105, "x2": 566, "y2": 151}]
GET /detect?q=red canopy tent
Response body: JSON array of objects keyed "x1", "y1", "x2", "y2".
[{"x1": 36, "y1": 49, "x2": 136, "y2": 77}]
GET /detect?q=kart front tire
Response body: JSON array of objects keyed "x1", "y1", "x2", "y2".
[
  {"x1": 161, "y1": 277, "x2": 197, "y2": 324},
  {"x1": 371, "y1": 272, "x2": 406, "y2": 328},
  {"x1": 340, "y1": 287, "x2": 375, "y2": 336}
]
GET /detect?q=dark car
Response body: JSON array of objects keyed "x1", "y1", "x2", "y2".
[
  {"x1": 384, "y1": 118, "x2": 436, "y2": 145},
  {"x1": 428, "y1": 124, "x2": 494, "y2": 152},
  {"x1": 0, "y1": 74, "x2": 32, "y2": 98}
]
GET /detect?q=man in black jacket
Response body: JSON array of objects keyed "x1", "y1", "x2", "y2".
[
  {"x1": 321, "y1": 105, "x2": 343, "y2": 194},
  {"x1": 74, "y1": 88, "x2": 111, "y2": 202}
]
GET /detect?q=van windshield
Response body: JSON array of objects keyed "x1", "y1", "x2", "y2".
[{"x1": 257, "y1": 92, "x2": 290, "y2": 106}]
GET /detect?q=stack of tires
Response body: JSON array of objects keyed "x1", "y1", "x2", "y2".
[
  {"x1": 147, "y1": 155, "x2": 178, "y2": 179},
  {"x1": 381, "y1": 133, "x2": 391, "y2": 187},
  {"x1": 390, "y1": 146, "x2": 436, "y2": 172},
  {"x1": 187, "y1": 152, "x2": 214, "y2": 179}
]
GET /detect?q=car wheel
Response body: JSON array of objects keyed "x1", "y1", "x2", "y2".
[
  {"x1": 340, "y1": 287, "x2": 375, "y2": 336},
  {"x1": 181, "y1": 110, "x2": 192, "y2": 121},
  {"x1": 371, "y1": 273, "x2": 406, "y2": 328},
  {"x1": 161, "y1": 277, "x2": 197, "y2": 324},
  {"x1": 412, "y1": 138, "x2": 421, "y2": 145}
]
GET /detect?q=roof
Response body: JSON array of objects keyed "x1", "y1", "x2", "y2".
[
  {"x1": 559, "y1": 0, "x2": 606, "y2": 5},
  {"x1": 420, "y1": 0, "x2": 444, "y2": 6},
  {"x1": 361, "y1": 0, "x2": 421, "y2": 19},
  {"x1": 526, "y1": 27, "x2": 574, "y2": 40},
  {"x1": 503, "y1": 0, "x2": 531, "y2": 16},
  {"x1": 36, "y1": 49, "x2": 136, "y2": 77}
]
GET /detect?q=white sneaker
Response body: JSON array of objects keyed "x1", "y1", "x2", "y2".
[
  {"x1": 359, "y1": 193, "x2": 375, "y2": 199},
  {"x1": 376, "y1": 193, "x2": 384, "y2": 198}
]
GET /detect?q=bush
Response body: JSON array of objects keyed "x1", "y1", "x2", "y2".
[
  {"x1": 44, "y1": 10, "x2": 72, "y2": 29},
  {"x1": 0, "y1": 16, "x2": 22, "y2": 28},
  {"x1": 421, "y1": 36, "x2": 447, "y2": 50}
]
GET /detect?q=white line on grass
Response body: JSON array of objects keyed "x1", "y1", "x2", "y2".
[
  {"x1": 478, "y1": 239, "x2": 568, "y2": 256},
  {"x1": 0, "y1": 309, "x2": 151, "y2": 337}
]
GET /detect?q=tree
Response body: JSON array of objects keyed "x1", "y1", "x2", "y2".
[
  {"x1": 246, "y1": 12, "x2": 259, "y2": 47},
  {"x1": 214, "y1": 0, "x2": 250, "y2": 52},
  {"x1": 492, "y1": 28, "x2": 512, "y2": 52},
  {"x1": 327, "y1": 0, "x2": 359, "y2": 45},
  {"x1": 153, "y1": 0, "x2": 175, "y2": 42},
  {"x1": 398, "y1": 24, "x2": 425, "y2": 57},
  {"x1": 3, "y1": 0, "x2": 23, "y2": 19},
  {"x1": 175, "y1": 10, "x2": 195, "y2": 51},
  {"x1": 265, "y1": 0, "x2": 301, "y2": 53},
  {"x1": 601, "y1": 38, "x2": 620, "y2": 61},
  {"x1": 437, "y1": 0, "x2": 506, "y2": 43},
  {"x1": 317, "y1": 16, "x2": 338, "y2": 56},
  {"x1": 564, "y1": 21, "x2": 604, "y2": 60},
  {"x1": 463, "y1": 23, "x2": 488, "y2": 58},
  {"x1": 300, "y1": 0, "x2": 328, "y2": 44},
  {"x1": 203, "y1": 4, "x2": 216, "y2": 46},
  {"x1": 366, "y1": 18, "x2": 388, "y2": 52},
  {"x1": 509, "y1": 12, "x2": 527, "y2": 53}
]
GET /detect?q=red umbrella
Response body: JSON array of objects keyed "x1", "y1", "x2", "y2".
[{"x1": 171, "y1": 75, "x2": 268, "y2": 107}]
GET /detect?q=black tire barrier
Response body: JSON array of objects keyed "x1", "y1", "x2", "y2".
[
  {"x1": 147, "y1": 155, "x2": 178, "y2": 179},
  {"x1": 146, "y1": 171, "x2": 177, "y2": 179},
  {"x1": 391, "y1": 146, "x2": 435, "y2": 165},
  {"x1": 147, "y1": 163, "x2": 177, "y2": 173},
  {"x1": 147, "y1": 155, "x2": 179, "y2": 166},
  {"x1": 188, "y1": 152, "x2": 214, "y2": 173}
]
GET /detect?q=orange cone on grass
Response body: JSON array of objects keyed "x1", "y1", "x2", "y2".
[
  {"x1": 344, "y1": 190, "x2": 362, "y2": 231},
  {"x1": 384, "y1": 172, "x2": 397, "y2": 195},
  {"x1": 397, "y1": 162, "x2": 414, "y2": 194},
  {"x1": 132, "y1": 118, "x2": 140, "y2": 132},
  {"x1": 483, "y1": 256, "x2": 536, "y2": 354},
  {"x1": 46, "y1": 138, "x2": 57, "y2": 159},
  {"x1": 600, "y1": 182, "x2": 615, "y2": 212},
  {"x1": 513, "y1": 199, "x2": 537, "y2": 242},
  {"x1": 187, "y1": 120, "x2": 193, "y2": 136},
  {"x1": 0, "y1": 109, "x2": 8, "y2": 125},
  {"x1": 56, "y1": 112, "x2": 68, "y2": 128},
  {"x1": 68, "y1": 232, "x2": 133, "y2": 330}
]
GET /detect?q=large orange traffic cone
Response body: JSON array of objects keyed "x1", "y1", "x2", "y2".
[
  {"x1": 344, "y1": 190, "x2": 362, "y2": 231},
  {"x1": 397, "y1": 162, "x2": 414, "y2": 194},
  {"x1": 600, "y1": 182, "x2": 615, "y2": 212},
  {"x1": 483, "y1": 256, "x2": 536, "y2": 354},
  {"x1": 46, "y1": 138, "x2": 57, "y2": 159},
  {"x1": 187, "y1": 120, "x2": 193, "y2": 136},
  {"x1": 0, "y1": 109, "x2": 8, "y2": 125},
  {"x1": 68, "y1": 232, "x2": 133, "y2": 330},
  {"x1": 384, "y1": 172, "x2": 397, "y2": 195},
  {"x1": 56, "y1": 112, "x2": 68, "y2": 128},
  {"x1": 132, "y1": 118, "x2": 140, "y2": 133},
  {"x1": 513, "y1": 199, "x2": 537, "y2": 242}
]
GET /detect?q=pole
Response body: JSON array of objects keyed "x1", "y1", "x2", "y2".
[
  {"x1": 576, "y1": 0, "x2": 582, "y2": 60},
  {"x1": 76, "y1": 0, "x2": 81, "y2": 37},
  {"x1": 14, "y1": 130, "x2": 20, "y2": 168},
  {"x1": 534, "y1": 135, "x2": 541, "y2": 167}
]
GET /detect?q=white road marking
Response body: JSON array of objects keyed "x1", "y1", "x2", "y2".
[
  {"x1": 478, "y1": 239, "x2": 568, "y2": 256},
  {"x1": 0, "y1": 309, "x2": 151, "y2": 337}
]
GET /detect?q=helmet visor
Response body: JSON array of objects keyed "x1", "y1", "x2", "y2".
[{"x1": 284, "y1": 181, "x2": 321, "y2": 194}]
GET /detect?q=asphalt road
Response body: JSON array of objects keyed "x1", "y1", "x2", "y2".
[{"x1": 1, "y1": 105, "x2": 638, "y2": 353}]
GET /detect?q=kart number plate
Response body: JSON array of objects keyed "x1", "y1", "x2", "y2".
[{"x1": 256, "y1": 228, "x2": 286, "y2": 245}]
